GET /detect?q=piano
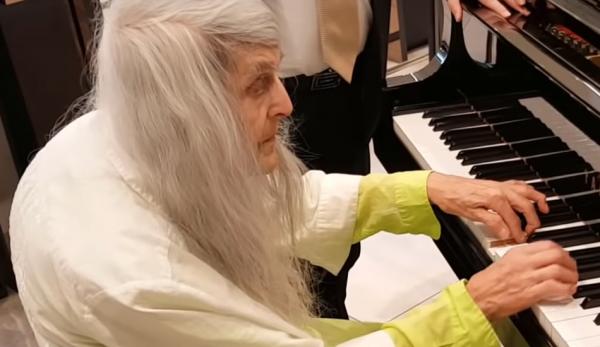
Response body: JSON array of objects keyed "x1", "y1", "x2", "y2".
[
  {"x1": 0, "y1": 0, "x2": 98, "y2": 298},
  {"x1": 378, "y1": 0, "x2": 600, "y2": 345}
]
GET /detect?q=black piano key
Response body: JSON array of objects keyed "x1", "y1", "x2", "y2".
[
  {"x1": 579, "y1": 264, "x2": 600, "y2": 281},
  {"x1": 529, "y1": 225, "x2": 599, "y2": 248},
  {"x1": 470, "y1": 159, "x2": 528, "y2": 176},
  {"x1": 529, "y1": 181, "x2": 556, "y2": 196},
  {"x1": 575, "y1": 204, "x2": 600, "y2": 221},
  {"x1": 539, "y1": 211, "x2": 580, "y2": 228},
  {"x1": 591, "y1": 172, "x2": 600, "y2": 190},
  {"x1": 571, "y1": 246, "x2": 600, "y2": 262},
  {"x1": 511, "y1": 137, "x2": 569, "y2": 157},
  {"x1": 441, "y1": 125, "x2": 494, "y2": 141},
  {"x1": 518, "y1": 205, "x2": 579, "y2": 230},
  {"x1": 565, "y1": 192, "x2": 600, "y2": 208},
  {"x1": 548, "y1": 173, "x2": 600, "y2": 196},
  {"x1": 546, "y1": 199, "x2": 572, "y2": 214},
  {"x1": 575, "y1": 282, "x2": 600, "y2": 298},
  {"x1": 571, "y1": 247, "x2": 600, "y2": 281},
  {"x1": 479, "y1": 106, "x2": 533, "y2": 123},
  {"x1": 566, "y1": 193, "x2": 600, "y2": 220},
  {"x1": 471, "y1": 100, "x2": 521, "y2": 111},
  {"x1": 594, "y1": 313, "x2": 600, "y2": 326},
  {"x1": 581, "y1": 296, "x2": 600, "y2": 309},
  {"x1": 423, "y1": 104, "x2": 472, "y2": 119},
  {"x1": 458, "y1": 145, "x2": 517, "y2": 165},
  {"x1": 449, "y1": 136, "x2": 504, "y2": 151},
  {"x1": 494, "y1": 119, "x2": 554, "y2": 142},
  {"x1": 527, "y1": 151, "x2": 593, "y2": 178},
  {"x1": 475, "y1": 167, "x2": 538, "y2": 181},
  {"x1": 430, "y1": 114, "x2": 483, "y2": 131}
]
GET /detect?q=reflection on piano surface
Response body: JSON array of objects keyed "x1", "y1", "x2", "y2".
[{"x1": 381, "y1": 0, "x2": 600, "y2": 346}]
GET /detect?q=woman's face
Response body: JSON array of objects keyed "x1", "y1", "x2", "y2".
[{"x1": 234, "y1": 46, "x2": 292, "y2": 173}]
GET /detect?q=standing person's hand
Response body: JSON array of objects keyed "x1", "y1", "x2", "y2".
[{"x1": 448, "y1": 0, "x2": 531, "y2": 22}]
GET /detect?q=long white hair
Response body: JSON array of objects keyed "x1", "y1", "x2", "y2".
[{"x1": 94, "y1": 0, "x2": 314, "y2": 323}]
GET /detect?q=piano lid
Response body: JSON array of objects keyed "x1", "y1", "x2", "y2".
[
  {"x1": 465, "y1": 1, "x2": 600, "y2": 117},
  {"x1": 548, "y1": 0, "x2": 600, "y2": 36}
]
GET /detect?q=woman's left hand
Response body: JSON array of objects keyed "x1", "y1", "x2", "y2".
[
  {"x1": 426, "y1": 172, "x2": 549, "y2": 242},
  {"x1": 448, "y1": 0, "x2": 531, "y2": 22}
]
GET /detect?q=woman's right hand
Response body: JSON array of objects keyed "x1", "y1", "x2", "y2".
[{"x1": 466, "y1": 241, "x2": 578, "y2": 321}]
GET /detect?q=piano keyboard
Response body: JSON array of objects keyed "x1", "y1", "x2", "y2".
[{"x1": 393, "y1": 97, "x2": 600, "y2": 347}]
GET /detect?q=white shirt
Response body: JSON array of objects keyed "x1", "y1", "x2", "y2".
[
  {"x1": 9, "y1": 112, "x2": 395, "y2": 346},
  {"x1": 274, "y1": 0, "x2": 373, "y2": 77}
]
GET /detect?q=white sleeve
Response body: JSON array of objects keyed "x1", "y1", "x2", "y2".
[
  {"x1": 294, "y1": 170, "x2": 362, "y2": 275},
  {"x1": 84, "y1": 279, "x2": 397, "y2": 347}
]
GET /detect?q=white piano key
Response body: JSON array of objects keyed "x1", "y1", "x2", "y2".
[
  {"x1": 531, "y1": 305, "x2": 561, "y2": 346},
  {"x1": 568, "y1": 335, "x2": 600, "y2": 347},
  {"x1": 577, "y1": 277, "x2": 600, "y2": 287},
  {"x1": 553, "y1": 314, "x2": 600, "y2": 342},
  {"x1": 520, "y1": 98, "x2": 600, "y2": 173},
  {"x1": 392, "y1": 112, "x2": 474, "y2": 178},
  {"x1": 540, "y1": 298, "x2": 600, "y2": 323},
  {"x1": 566, "y1": 241, "x2": 600, "y2": 252},
  {"x1": 394, "y1": 97, "x2": 600, "y2": 346}
]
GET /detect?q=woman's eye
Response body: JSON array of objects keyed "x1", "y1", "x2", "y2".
[{"x1": 248, "y1": 75, "x2": 273, "y2": 95}]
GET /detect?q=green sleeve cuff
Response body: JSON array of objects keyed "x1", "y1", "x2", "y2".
[
  {"x1": 353, "y1": 170, "x2": 441, "y2": 243},
  {"x1": 382, "y1": 281, "x2": 500, "y2": 347}
]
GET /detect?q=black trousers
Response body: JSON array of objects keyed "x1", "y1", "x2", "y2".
[{"x1": 284, "y1": 69, "x2": 371, "y2": 319}]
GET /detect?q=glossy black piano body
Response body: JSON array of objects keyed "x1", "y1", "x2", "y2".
[
  {"x1": 0, "y1": 0, "x2": 98, "y2": 298},
  {"x1": 376, "y1": 1, "x2": 600, "y2": 346}
]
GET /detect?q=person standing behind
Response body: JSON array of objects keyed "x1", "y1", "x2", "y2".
[{"x1": 272, "y1": 0, "x2": 531, "y2": 319}]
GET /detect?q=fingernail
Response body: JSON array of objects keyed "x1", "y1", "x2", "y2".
[{"x1": 503, "y1": 10, "x2": 511, "y2": 17}]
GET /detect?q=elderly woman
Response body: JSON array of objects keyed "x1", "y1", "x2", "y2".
[{"x1": 10, "y1": 0, "x2": 577, "y2": 346}]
